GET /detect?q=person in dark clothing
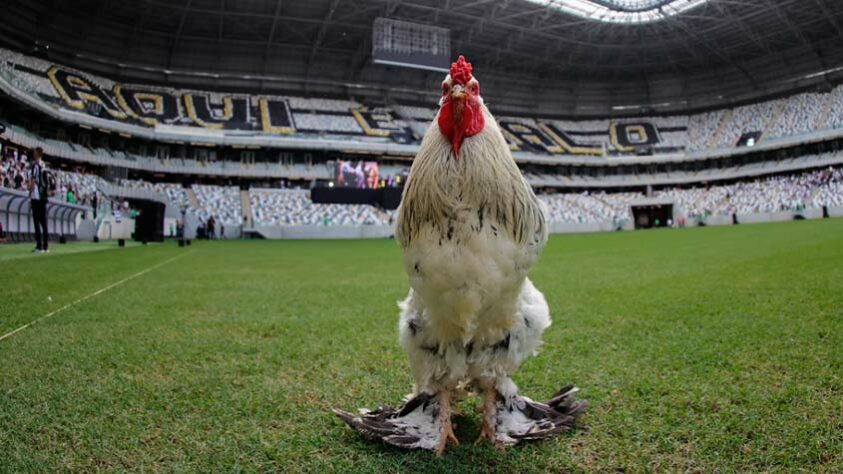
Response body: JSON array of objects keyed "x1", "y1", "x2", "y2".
[
  {"x1": 207, "y1": 216, "x2": 216, "y2": 239},
  {"x1": 28, "y1": 147, "x2": 50, "y2": 253}
]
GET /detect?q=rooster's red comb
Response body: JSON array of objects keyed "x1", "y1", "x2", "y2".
[{"x1": 449, "y1": 55, "x2": 473, "y2": 85}]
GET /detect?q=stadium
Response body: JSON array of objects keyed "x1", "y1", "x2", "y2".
[{"x1": 1, "y1": 0, "x2": 841, "y2": 470}]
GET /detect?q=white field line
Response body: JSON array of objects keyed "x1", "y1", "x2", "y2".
[{"x1": 0, "y1": 252, "x2": 190, "y2": 343}]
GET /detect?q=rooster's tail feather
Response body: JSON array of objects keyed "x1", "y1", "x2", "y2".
[
  {"x1": 332, "y1": 392, "x2": 443, "y2": 451},
  {"x1": 494, "y1": 384, "x2": 587, "y2": 445}
]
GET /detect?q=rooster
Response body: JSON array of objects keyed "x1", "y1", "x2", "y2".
[{"x1": 334, "y1": 56, "x2": 585, "y2": 455}]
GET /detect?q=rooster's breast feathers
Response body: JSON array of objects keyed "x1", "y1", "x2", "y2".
[{"x1": 395, "y1": 107, "x2": 547, "y2": 345}]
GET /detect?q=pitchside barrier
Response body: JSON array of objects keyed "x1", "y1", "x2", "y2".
[
  {"x1": 0, "y1": 187, "x2": 91, "y2": 243},
  {"x1": 247, "y1": 207, "x2": 841, "y2": 240},
  {"x1": 252, "y1": 225, "x2": 394, "y2": 240}
]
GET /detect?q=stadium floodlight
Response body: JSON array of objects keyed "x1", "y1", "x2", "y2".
[
  {"x1": 372, "y1": 18, "x2": 451, "y2": 72},
  {"x1": 524, "y1": 0, "x2": 711, "y2": 24}
]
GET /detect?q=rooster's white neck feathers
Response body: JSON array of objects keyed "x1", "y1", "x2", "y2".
[{"x1": 397, "y1": 106, "x2": 545, "y2": 249}]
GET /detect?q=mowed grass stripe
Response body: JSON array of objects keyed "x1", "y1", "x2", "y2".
[
  {"x1": 0, "y1": 251, "x2": 190, "y2": 343},
  {"x1": 0, "y1": 244, "x2": 187, "y2": 334},
  {"x1": 0, "y1": 220, "x2": 841, "y2": 472},
  {"x1": 0, "y1": 241, "x2": 147, "y2": 263}
]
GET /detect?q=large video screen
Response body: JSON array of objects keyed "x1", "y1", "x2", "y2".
[{"x1": 335, "y1": 160, "x2": 380, "y2": 189}]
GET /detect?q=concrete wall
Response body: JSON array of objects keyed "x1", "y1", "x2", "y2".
[
  {"x1": 254, "y1": 225, "x2": 394, "y2": 240},
  {"x1": 547, "y1": 221, "x2": 624, "y2": 234},
  {"x1": 737, "y1": 210, "x2": 799, "y2": 224},
  {"x1": 829, "y1": 206, "x2": 843, "y2": 218},
  {"x1": 246, "y1": 211, "x2": 841, "y2": 240},
  {"x1": 684, "y1": 215, "x2": 733, "y2": 227},
  {"x1": 96, "y1": 217, "x2": 135, "y2": 240},
  {"x1": 256, "y1": 222, "x2": 623, "y2": 238},
  {"x1": 76, "y1": 219, "x2": 97, "y2": 241},
  {"x1": 800, "y1": 208, "x2": 825, "y2": 219},
  {"x1": 218, "y1": 224, "x2": 243, "y2": 239}
]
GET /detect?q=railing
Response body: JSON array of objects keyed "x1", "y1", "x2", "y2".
[{"x1": 0, "y1": 187, "x2": 92, "y2": 242}]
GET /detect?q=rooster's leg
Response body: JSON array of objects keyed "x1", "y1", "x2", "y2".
[
  {"x1": 475, "y1": 384, "x2": 502, "y2": 447},
  {"x1": 434, "y1": 390, "x2": 459, "y2": 456}
]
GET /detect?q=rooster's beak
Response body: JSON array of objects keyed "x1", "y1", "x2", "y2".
[{"x1": 451, "y1": 84, "x2": 466, "y2": 100}]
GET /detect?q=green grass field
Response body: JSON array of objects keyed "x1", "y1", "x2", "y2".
[{"x1": 1, "y1": 220, "x2": 842, "y2": 472}]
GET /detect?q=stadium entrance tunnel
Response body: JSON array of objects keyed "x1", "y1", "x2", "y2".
[
  {"x1": 127, "y1": 198, "x2": 165, "y2": 243},
  {"x1": 632, "y1": 204, "x2": 673, "y2": 229}
]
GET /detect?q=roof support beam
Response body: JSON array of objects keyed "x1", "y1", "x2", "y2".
[
  {"x1": 307, "y1": 0, "x2": 343, "y2": 73},
  {"x1": 218, "y1": 0, "x2": 225, "y2": 43},
  {"x1": 263, "y1": 0, "x2": 284, "y2": 72},
  {"x1": 813, "y1": 0, "x2": 843, "y2": 43},
  {"x1": 126, "y1": 2, "x2": 151, "y2": 59},
  {"x1": 765, "y1": 0, "x2": 825, "y2": 68},
  {"x1": 167, "y1": 0, "x2": 193, "y2": 69}
]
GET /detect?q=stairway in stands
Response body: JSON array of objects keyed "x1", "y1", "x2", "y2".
[
  {"x1": 807, "y1": 185, "x2": 824, "y2": 208},
  {"x1": 761, "y1": 99, "x2": 787, "y2": 142},
  {"x1": 186, "y1": 186, "x2": 200, "y2": 209},
  {"x1": 240, "y1": 190, "x2": 252, "y2": 227},
  {"x1": 591, "y1": 193, "x2": 623, "y2": 218},
  {"x1": 569, "y1": 196, "x2": 604, "y2": 222},
  {"x1": 708, "y1": 109, "x2": 732, "y2": 149},
  {"x1": 711, "y1": 190, "x2": 734, "y2": 216},
  {"x1": 816, "y1": 95, "x2": 833, "y2": 131}
]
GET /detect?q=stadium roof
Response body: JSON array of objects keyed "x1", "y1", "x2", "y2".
[
  {"x1": 2, "y1": 0, "x2": 843, "y2": 117},
  {"x1": 525, "y1": 0, "x2": 711, "y2": 24}
]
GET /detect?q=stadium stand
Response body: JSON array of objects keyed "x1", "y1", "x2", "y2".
[
  {"x1": 119, "y1": 179, "x2": 192, "y2": 210},
  {"x1": 767, "y1": 93, "x2": 827, "y2": 140},
  {"x1": 811, "y1": 167, "x2": 843, "y2": 208},
  {"x1": 293, "y1": 113, "x2": 363, "y2": 133},
  {"x1": 7, "y1": 46, "x2": 843, "y2": 161},
  {"x1": 2, "y1": 47, "x2": 843, "y2": 237},
  {"x1": 538, "y1": 166, "x2": 843, "y2": 223},
  {"x1": 250, "y1": 189, "x2": 394, "y2": 226},
  {"x1": 191, "y1": 185, "x2": 242, "y2": 226},
  {"x1": 243, "y1": 166, "x2": 843, "y2": 227}
]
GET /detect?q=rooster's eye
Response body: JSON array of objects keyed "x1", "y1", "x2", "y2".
[{"x1": 471, "y1": 84, "x2": 479, "y2": 94}]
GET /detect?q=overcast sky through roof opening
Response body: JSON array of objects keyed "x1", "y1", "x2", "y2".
[{"x1": 524, "y1": 0, "x2": 710, "y2": 24}]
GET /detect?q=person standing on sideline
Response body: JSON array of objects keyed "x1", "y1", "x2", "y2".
[{"x1": 28, "y1": 147, "x2": 50, "y2": 253}]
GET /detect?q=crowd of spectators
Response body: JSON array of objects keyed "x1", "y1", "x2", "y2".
[
  {"x1": 810, "y1": 167, "x2": 843, "y2": 208},
  {"x1": 53, "y1": 169, "x2": 101, "y2": 206},
  {"x1": 1, "y1": 147, "x2": 98, "y2": 206},
  {"x1": 1, "y1": 146, "x2": 29, "y2": 190}
]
